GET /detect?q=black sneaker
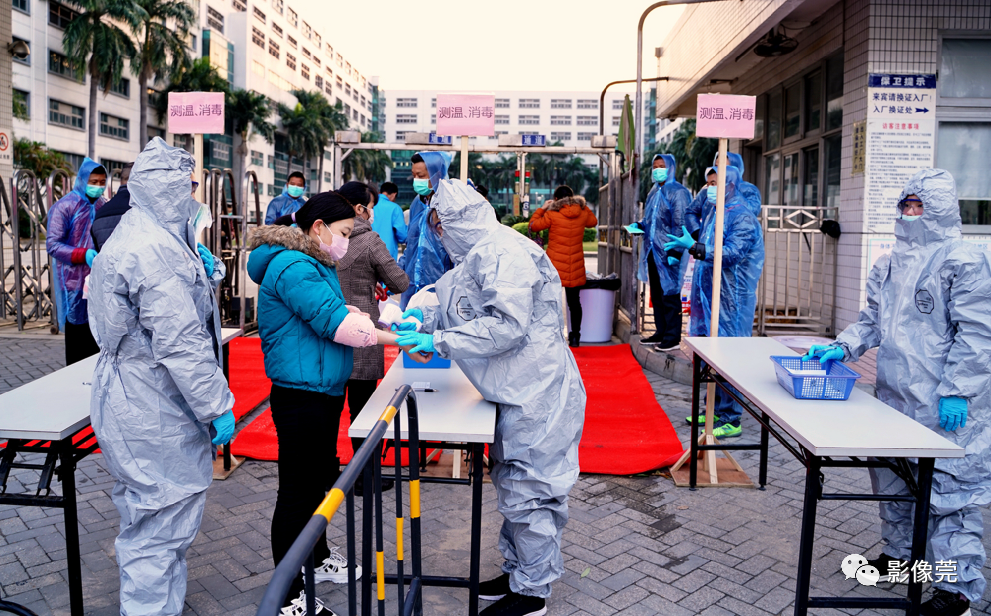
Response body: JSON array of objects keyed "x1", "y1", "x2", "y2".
[
  {"x1": 866, "y1": 552, "x2": 910, "y2": 584},
  {"x1": 920, "y1": 588, "x2": 971, "y2": 616},
  {"x1": 656, "y1": 342, "x2": 680, "y2": 352},
  {"x1": 479, "y1": 591, "x2": 547, "y2": 616},
  {"x1": 478, "y1": 573, "x2": 511, "y2": 601},
  {"x1": 640, "y1": 333, "x2": 665, "y2": 345}
]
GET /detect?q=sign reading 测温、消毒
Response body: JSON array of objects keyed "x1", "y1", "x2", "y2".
[
  {"x1": 167, "y1": 91, "x2": 226, "y2": 135},
  {"x1": 435, "y1": 94, "x2": 496, "y2": 138}
]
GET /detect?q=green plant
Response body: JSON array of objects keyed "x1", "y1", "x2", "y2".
[
  {"x1": 343, "y1": 131, "x2": 391, "y2": 184},
  {"x1": 583, "y1": 228, "x2": 596, "y2": 242},
  {"x1": 12, "y1": 91, "x2": 28, "y2": 121},
  {"x1": 14, "y1": 140, "x2": 70, "y2": 238},
  {"x1": 229, "y1": 89, "x2": 275, "y2": 187}
]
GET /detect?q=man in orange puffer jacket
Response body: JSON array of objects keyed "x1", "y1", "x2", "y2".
[{"x1": 529, "y1": 185, "x2": 598, "y2": 347}]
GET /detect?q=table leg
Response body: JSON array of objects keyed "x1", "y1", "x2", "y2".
[
  {"x1": 59, "y1": 447, "x2": 84, "y2": 616},
  {"x1": 908, "y1": 458, "x2": 934, "y2": 616},
  {"x1": 362, "y1": 464, "x2": 373, "y2": 616},
  {"x1": 468, "y1": 443, "x2": 484, "y2": 616},
  {"x1": 759, "y1": 412, "x2": 770, "y2": 490},
  {"x1": 793, "y1": 455, "x2": 821, "y2": 616},
  {"x1": 689, "y1": 354, "x2": 701, "y2": 490},
  {"x1": 223, "y1": 342, "x2": 232, "y2": 471}
]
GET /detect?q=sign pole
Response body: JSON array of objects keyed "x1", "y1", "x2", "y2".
[
  {"x1": 460, "y1": 135, "x2": 469, "y2": 185},
  {"x1": 702, "y1": 138, "x2": 728, "y2": 481}
]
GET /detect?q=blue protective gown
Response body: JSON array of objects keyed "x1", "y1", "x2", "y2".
[
  {"x1": 264, "y1": 184, "x2": 307, "y2": 225},
  {"x1": 370, "y1": 193, "x2": 408, "y2": 260},
  {"x1": 835, "y1": 169, "x2": 991, "y2": 602},
  {"x1": 46, "y1": 158, "x2": 107, "y2": 329},
  {"x1": 713, "y1": 152, "x2": 762, "y2": 217},
  {"x1": 636, "y1": 153, "x2": 691, "y2": 295},
  {"x1": 399, "y1": 151, "x2": 453, "y2": 308}
]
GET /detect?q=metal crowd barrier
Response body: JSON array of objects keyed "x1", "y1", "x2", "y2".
[{"x1": 257, "y1": 385, "x2": 423, "y2": 616}]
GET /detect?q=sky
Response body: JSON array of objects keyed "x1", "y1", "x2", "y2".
[{"x1": 301, "y1": 0, "x2": 686, "y2": 93}]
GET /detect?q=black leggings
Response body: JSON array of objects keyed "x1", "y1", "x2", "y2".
[
  {"x1": 565, "y1": 287, "x2": 582, "y2": 336},
  {"x1": 345, "y1": 379, "x2": 378, "y2": 459},
  {"x1": 64, "y1": 321, "x2": 99, "y2": 366},
  {"x1": 270, "y1": 385, "x2": 344, "y2": 605},
  {"x1": 647, "y1": 255, "x2": 683, "y2": 346}
]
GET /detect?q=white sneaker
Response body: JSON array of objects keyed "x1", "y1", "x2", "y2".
[
  {"x1": 280, "y1": 590, "x2": 335, "y2": 615},
  {"x1": 302, "y1": 547, "x2": 361, "y2": 584}
]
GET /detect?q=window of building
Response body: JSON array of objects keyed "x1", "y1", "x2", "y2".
[
  {"x1": 430, "y1": 114, "x2": 436, "y2": 123},
  {"x1": 267, "y1": 70, "x2": 293, "y2": 91},
  {"x1": 271, "y1": 22, "x2": 282, "y2": 37},
  {"x1": 12, "y1": 37, "x2": 29, "y2": 65},
  {"x1": 314, "y1": 33, "x2": 321, "y2": 49},
  {"x1": 286, "y1": 52, "x2": 296, "y2": 70},
  {"x1": 302, "y1": 47, "x2": 310, "y2": 59},
  {"x1": 148, "y1": 126, "x2": 165, "y2": 140},
  {"x1": 396, "y1": 114, "x2": 417, "y2": 124},
  {"x1": 252, "y1": 6, "x2": 265, "y2": 22},
  {"x1": 231, "y1": 0, "x2": 245, "y2": 11},
  {"x1": 396, "y1": 131, "x2": 411, "y2": 142},
  {"x1": 495, "y1": 130, "x2": 508, "y2": 136},
  {"x1": 250, "y1": 150, "x2": 264, "y2": 166},
  {"x1": 13, "y1": 90, "x2": 29, "y2": 119},
  {"x1": 396, "y1": 97, "x2": 416, "y2": 108},
  {"x1": 207, "y1": 5, "x2": 224, "y2": 32},
  {"x1": 360, "y1": 95, "x2": 366, "y2": 108},
  {"x1": 495, "y1": 98, "x2": 509, "y2": 109},
  {"x1": 48, "y1": 50, "x2": 82, "y2": 81},
  {"x1": 495, "y1": 115, "x2": 509, "y2": 125},
  {"x1": 551, "y1": 131, "x2": 571, "y2": 142},
  {"x1": 612, "y1": 100, "x2": 624, "y2": 110},
  {"x1": 518, "y1": 115, "x2": 539, "y2": 125},
  {"x1": 430, "y1": 97, "x2": 436, "y2": 108},
  {"x1": 287, "y1": 34, "x2": 297, "y2": 48},
  {"x1": 268, "y1": 40, "x2": 279, "y2": 58},
  {"x1": 99, "y1": 77, "x2": 130, "y2": 98},
  {"x1": 286, "y1": 6, "x2": 297, "y2": 26},
  {"x1": 521, "y1": 131, "x2": 539, "y2": 136},
  {"x1": 550, "y1": 115, "x2": 571, "y2": 125},
  {"x1": 252, "y1": 60, "x2": 265, "y2": 76},
  {"x1": 313, "y1": 56, "x2": 320, "y2": 67},
  {"x1": 519, "y1": 98, "x2": 540, "y2": 109},
  {"x1": 344, "y1": 103, "x2": 350, "y2": 116},
  {"x1": 251, "y1": 27, "x2": 265, "y2": 48},
  {"x1": 577, "y1": 99, "x2": 597, "y2": 110},
  {"x1": 360, "y1": 114, "x2": 365, "y2": 126},
  {"x1": 272, "y1": 0, "x2": 283, "y2": 14},
  {"x1": 315, "y1": 75, "x2": 323, "y2": 89},
  {"x1": 99, "y1": 113, "x2": 129, "y2": 140},
  {"x1": 576, "y1": 116, "x2": 597, "y2": 126},
  {"x1": 324, "y1": 83, "x2": 332, "y2": 96},
  {"x1": 336, "y1": 76, "x2": 343, "y2": 89},
  {"x1": 13, "y1": 0, "x2": 28, "y2": 14},
  {"x1": 56, "y1": 151, "x2": 84, "y2": 172},
  {"x1": 302, "y1": 21, "x2": 311, "y2": 39},
  {"x1": 551, "y1": 99, "x2": 572, "y2": 109},
  {"x1": 49, "y1": 1, "x2": 77, "y2": 29},
  {"x1": 611, "y1": 116, "x2": 620, "y2": 127},
  {"x1": 301, "y1": 63, "x2": 309, "y2": 80},
  {"x1": 344, "y1": 83, "x2": 351, "y2": 97}
]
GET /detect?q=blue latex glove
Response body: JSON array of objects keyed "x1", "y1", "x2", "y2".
[
  {"x1": 197, "y1": 243, "x2": 215, "y2": 277},
  {"x1": 396, "y1": 332, "x2": 435, "y2": 355},
  {"x1": 667, "y1": 256, "x2": 680, "y2": 266},
  {"x1": 664, "y1": 225, "x2": 695, "y2": 252},
  {"x1": 85, "y1": 249, "x2": 98, "y2": 267},
  {"x1": 939, "y1": 397, "x2": 967, "y2": 432},
  {"x1": 391, "y1": 321, "x2": 419, "y2": 333},
  {"x1": 402, "y1": 308, "x2": 424, "y2": 322},
  {"x1": 211, "y1": 410, "x2": 235, "y2": 445},
  {"x1": 625, "y1": 223, "x2": 644, "y2": 235},
  {"x1": 802, "y1": 344, "x2": 845, "y2": 364}
]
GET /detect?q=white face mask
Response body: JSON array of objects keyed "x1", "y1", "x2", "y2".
[{"x1": 367, "y1": 208, "x2": 375, "y2": 224}]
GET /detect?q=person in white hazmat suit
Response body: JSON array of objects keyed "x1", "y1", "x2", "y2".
[
  {"x1": 87, "y1": 137, "x2": 236, "y2": 615},
  {"x1": 805, "y1": 169, "x2": 991, "y2": 616},
  {"x1": 394, "y1": 180, "x2": 586, "y2": 616}
]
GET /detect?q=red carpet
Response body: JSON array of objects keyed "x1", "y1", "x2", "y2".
[
  {"x1": 231, "y1": 346, "x2": 401, "y2": 462},
  {"x1": 228, "y1": 337, "x2": 272, "y2": 422},
  {"x1": 571, "y1": 345, "x2": 684, "y2": 474}
]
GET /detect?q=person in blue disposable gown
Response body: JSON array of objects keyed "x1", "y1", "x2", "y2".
[
  {"x1": 805, "y1": 169, "x2": 991, "y2": 616},
  {"x1": 370, "y1": 181, "x2": 408, "y2": 260},
  {"x1": 628, "y1": 153, "x2": 692, "y2": 349},
  {"x1": 685, "y1": 167, "x2": 716, "y2": 238},
  {"x1": 87, "y1": 138, "x2": 236, "y2": 616},
  {"x1": 665, "y1": 165, "x2": 764, "y2": 438},
  {"x1": 46, "y1": 158, "x2": 107, "y2": 364},
  {"x1": 398, "y1": 151, "x2": 453, "y2": 308},
  {"x1": 715, "y1": 152, "x2": 761, "y2": 217},
  {"x1": 393, "y1": 180, "x2": 586, "y2": 616},
  {"x1": 264, "y1": 171, "x2": 307, "y2": 225}
]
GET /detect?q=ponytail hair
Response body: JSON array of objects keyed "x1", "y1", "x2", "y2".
[{"x1": 274, "y1": 191, "x2": 355, "y2": 231}]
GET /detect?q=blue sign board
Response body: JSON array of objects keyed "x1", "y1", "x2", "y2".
[
  {"x1": 428, "y1": 133, "x2": 453, "y2": 145},
  {"x1": 521, "y1": 134, "x2": 547, "y2": 147},
  {"x1": 868, "y1": 74, "x2": 936, "y2": 89}
]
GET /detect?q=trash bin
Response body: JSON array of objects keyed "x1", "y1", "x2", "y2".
[{"x1": 569, "y1": 277, "x2": 621, "y2": 343}]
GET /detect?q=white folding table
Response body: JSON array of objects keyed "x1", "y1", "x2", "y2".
[
  {"x1": 349, "y1": 360, "x2": 496, "y2": 616},
  {"x1": 685, "y1": 337, "x2": 964, "y2": 616},
  {"x1": 0, "y1": 355, "x2": 100, "y2": 616}
]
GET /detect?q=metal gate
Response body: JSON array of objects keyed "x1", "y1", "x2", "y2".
[{"x1": 595, "y1": 160, "x2": 639, "y2": 334}]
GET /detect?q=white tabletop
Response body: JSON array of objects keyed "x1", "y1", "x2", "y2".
[
  {"x1": 221, "y1": 327, "x2": 243, "y2": 345},
  {"x1": 0, "y1": 355, "x2": 97, "y2": 441},
  {"x1": 685, "y1": 337, "x2": 964, "y2": 459},
  {"x1": 349, "y1": 359, "x2": 496, "y2": 443}
]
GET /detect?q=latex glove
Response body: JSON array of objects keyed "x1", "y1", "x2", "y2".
[
  {"x1": 85, "y1": 249, "x2": 98, "y2": 267},
  {"x1": 396, "y1": 332, "x2": 434, "y2": 355},
  {"x1": 939, "y1": 397, "x2": 968, "y2": 432},
  {"x1": 391, "y1": 321, "x2": 419, "y2": 333},
  {"x1": 402, "y1": 308, "x2": 423, "y2": 322},
  {"x1": 197, "y1": 243, "x2": 215, "y2": 277},
  {"x1": 667, "y1": 256, "x2": 680, "y2": 266},
  {"x1": 664, "y1": 225, "x2": 695, "y2": 252},
  {"x1": 211, "y1": 410, "x2": 235, "y2": 445},
  {"x1": 625, "y1": 223, "x2": 644, "y2": 235},
  {"x1": 802, "y1": 344, "x2": 845, "y2": 364}
]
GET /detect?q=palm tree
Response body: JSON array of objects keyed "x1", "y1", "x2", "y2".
[
  {"x1": 63, "y1": 0, "x2": 143, "y2": 157},
  {"x1": 343, "y1": 131, "x2": 391, "y2": 184},
  {"x1": 276, "y1": 98, "x2": 325, "y2": 178},
  {"x1": 287, "y1": 90, "x2": 348, "y2": 189},
  {"x1": 154, "y1": 58, "x2": 231, "y2": 151},
  {"x1": 132, "y1": 0, "x2": 194, "y2": 148},
  {"x1": 229, "y1": 89, "x2": 275, "y2": 191}
]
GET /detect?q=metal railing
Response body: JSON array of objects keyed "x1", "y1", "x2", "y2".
[{"x1": 257, "y1": 385, "x2": 423, "y2": 616}]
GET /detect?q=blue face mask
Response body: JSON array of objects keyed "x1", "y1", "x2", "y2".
[
  {"x1": 413, "y1": 178, "x2": 432, "y2": 197},
  {"x1": 85, "y1": 184, "x2": 106, "y2": 199},
  {"x1": 901, "y1": 214, "x2": 922, "y2": 221},
  {"x1": 706, "y1": 185, "x2": 717, "y2": 204},
  {"x1": 287, "y1": 185, "x2": 305, "y2": 198},
  {"x1": 652, "y1": 167, "x2": 667, "y2": 184}
]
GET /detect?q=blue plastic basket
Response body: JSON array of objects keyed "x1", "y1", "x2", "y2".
[{"x1": 770, "y1": 356, "x2": 861, "y2": 401}]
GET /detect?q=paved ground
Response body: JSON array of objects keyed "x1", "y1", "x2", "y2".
[{"x1": 1, "y1": 332, "x2": 990, "y2": 616}]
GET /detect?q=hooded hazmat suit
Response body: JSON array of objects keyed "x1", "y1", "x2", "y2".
[
  {"x1": 46, "y1": 157, "x2": 107, "y2": 329},
  {"x1": 637, "y1": 153, "x2": 691, "y2": 295},
  {"x1": 419, "y1": 180, "x2": 586, "y2": 598},
  {"x1": 834, "y1": 169, "x2": 991, "y2": 602},
  {"x1": 264, "y1": 182, "x2": 308, "y2": 225},
  {"x1": 689, "y1": 166, "x2": 764, "y2": 427},
  {"x1": 87, "y1": 138, "x2": 234, "y2": 616},
  {"x1": 399, "y1": 151, "x2": 453, "y2": 308}
]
